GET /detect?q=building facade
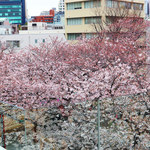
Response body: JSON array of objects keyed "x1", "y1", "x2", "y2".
[
  {"x1": 0, "y1": 33, "x2": 66, "y2": 52},
  {"x1": 58, "y1": 0, "x2": 65, "y2": 12},
  {"x1": 0, "y1": 0, "x2": 26, "y2": 24},
  {"x1": 32, "y1": 9, "x2": 65, "y2": 26},
  {"x1": 53, "y1": 11, "x2": 65, "y2": 25},
  {"x1": 0, "y1": 22, "x2": 65, "y2": 52},
  {"x1": 32, "y1": 9, "x2": 55, "y2": 24},
  {"x1": 65, "y1": 0, "x2": 145, "y2": 40}
]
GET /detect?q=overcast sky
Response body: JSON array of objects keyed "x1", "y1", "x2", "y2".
[{"x1": 26, "y1": 0, "x2": 59, "y2": 17}]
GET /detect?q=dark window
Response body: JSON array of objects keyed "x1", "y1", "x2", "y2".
[{"x1": 32, "y1": 23, "x2": 37, "y2": 27}]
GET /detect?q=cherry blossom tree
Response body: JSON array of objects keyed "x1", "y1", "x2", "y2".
[
  {"x1": 0, "y1": 18, "x2": 149, "y2": 149},
  {"x1": 49, "y1": 18, "x2": 150, "y2": 148}
]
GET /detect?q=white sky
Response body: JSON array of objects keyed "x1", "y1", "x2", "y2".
[{"x1": 26, "y1": 0, "x2": 59, "y2": 17}]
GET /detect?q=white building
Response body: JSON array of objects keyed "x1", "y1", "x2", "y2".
[
  {"x1": 58, "y1": 0, "x2": 65, "y2": 12},
  {"x1": 20, "y1": 22, "x2": 65, "y2": 34},
  {"x1": 0, "y1": 22, "x2": 66, "y2": 52}
]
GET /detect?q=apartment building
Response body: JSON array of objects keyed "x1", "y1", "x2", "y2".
[
  {"x1": 32, "y1": 10, "x2": 55, "y2": 24},
  {"x1": 65, "y1": 0, "x2": 145, "y2": 40}
]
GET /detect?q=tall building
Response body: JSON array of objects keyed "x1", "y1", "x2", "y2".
[
  {"x1": 65, "y1": 0, "x2": 145, "y2": 40},
  {"x1": 0, "y1": 0, "x2": 26, "y2": 24},
  {"x1": 58, "y1": 0, "x2": 65, "y2": 12}
]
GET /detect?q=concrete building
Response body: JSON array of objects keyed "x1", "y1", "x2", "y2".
[
  {"x1": 58, "y1": 0, "x2": 65, "y2": 12},
  {"x1": 65, "y1": 0, "x2": 145, "y2": 40},
  {"x1": 53, "y1": 11, "x2": 65, "y2": 26},
  {"x1": 0, "y1": 22, "x2": 66, "y2": 52},
  {"x1": 0, "y1": 0, "x2": 26, "y2": 25},
  {"x1": 0, "y1": 33, "x2": 66, "y2": 52},
  {"x1": 33, "y1": 8, "x2": 65, "y2": 27},
  {"x1": 32, "y1": 10, "x2": 55, "y2": 24},
  {"x1": 20, "y1": 22, "x2": 65, "y2": 34}
]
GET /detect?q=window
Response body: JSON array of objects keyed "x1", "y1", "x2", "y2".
[
  {"x1": 67, "y1": 2, "x2": 82, "y2": 10},
  {"x1": 35, "y1": 39, "x2": 38, "y2": 43},
  {"x1": 6, "y1": 40, "x2": 20, "y2": 48},
  {"x1": 119, "y1": 2, "x2": 126, "y2": 8},
  {"x1": 67, "y1": 33, "x2": 82, "y2": 40},
  {"x1": 106, "y1": 0, "x2": 113, "y2": 8},
  {"x1": 84, "y1": 0, "x2": 101, "y2": 9},
  {"x1": 125, "y1": 2, "x2": 131, "y2": 9},
  {"x1": 133, "y1": 3, "x2": 143, "y2": 10},
  {"x1": 0, "y1": 5, "x2": 21, "y2": 9},
  {"x1": 106, "y1": 0, "x2": 118, "y2": 8},
  {"x1": 32, "y1": 23, "x2": 37, "y2": 27},
  {"x1": 85, "y1": 17, "x2": 101, "y2": 24},
  {"x1": 85, "y1": 33, "x2": 98, "y2": 39},
  {"x1": 6, "y1": 17, "x2": 21, "y2": 19},
  {"x1": 120, "y1": 2, "x2": 131, "y2": 9},
  {"x1": 10, "y1": 20, "x2": 21, "y2": 23},
  {"x1": 67, "y1": 18, "x2": 82, "y2": 25}
]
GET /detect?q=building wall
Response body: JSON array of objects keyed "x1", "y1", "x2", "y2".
[
  {"x1": 0, "y1": 33, "x2": 66, "y2": 52},
  {"x1": 65, "y1": 0, "x2": 145, "y2": 40},
  {"x1": 32, "y1": 16, "x2": 54, "y2": 24},
  {"x1": 58, "y1": 0, "x2": 65, "y2": 12},
  {"x1": 19, "y1": 29, "x2": 65, "y2": 34},
  {"x1": 53, "y1": 11, "x2": 65, "y2": 25},
  {"x1": 0, "y1": 0, "x2": 26, "y2": 24},
  {"x1": 32, "y1": 10, "x2": 55, "y2": 24}
]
